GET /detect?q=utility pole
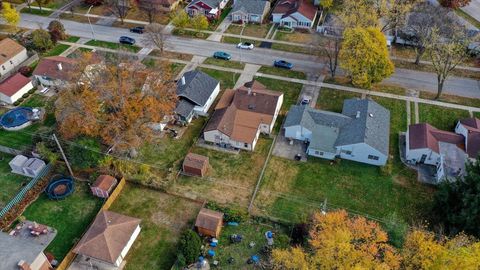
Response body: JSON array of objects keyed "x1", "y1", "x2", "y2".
[
  {"x1": 52, "y1": 133, "x2": 75, "y2": 179},
  {"x1": 321, "y1": 198, "x2": 327, "y2": 215},
  {"x1": 86, "y1": 5, "x2": 96, "y2": 41}
]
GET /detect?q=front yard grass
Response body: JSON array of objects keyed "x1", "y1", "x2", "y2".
[
  {"x1": 203, "y1": 57, "x2": 245, "y2": 70},
  {"x1": 270, "y1": 42, "x2": 314, "y2": 55},
  {"x1": 0, "y1": 153, "x2": 29, "y2": 208},
  {"x1": 20, "y1": 8, "x2": 53, "y2": 16},
  {"x1": 254, "y1": 77, "x2": 302, "y2": 113},
  {"x1": 172, "y1": 28, "x2": 209, "y2": 40},
  {"x1": 225, "y1": 23, "x2": 272, "y2": 38},
  {"x1": 420, "y1": 91, "x2": 480, "y2": 108},
  {"x1": 274, "y1": 30, "x2": 315, "y2": 44},
  {"x1": 22, "y1": 182, "x2": 103, "y2": 260},
  {"x1": 316, "y1": 87, "x2": 362, "y2": 112},
  {"x1": 258, "y1": 66, "x2": 306, "y2": 80},
  {"x1": 221, "y1": 36, "x2": 261, "y2": 47},
  {"x1": 419, "y1": 104, "x2": 470, "y2": 130},
  {"x1": 43, "y1": 44, "x2": 70, "y2": 57},
  {"x1": 85, "y1": 40, "x2": 141, "y2": 53},
  {"x1": 198, "y1": 67, "x2": 240, "y2": 89},
  {"x1": 65, "y1": 36, "x2": 80, "y2": 43},
  {"x1": 109, "y1": 184, "x2": 202, "y2": 270}
]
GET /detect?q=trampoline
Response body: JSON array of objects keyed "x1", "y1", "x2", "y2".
[
  {"x1": 0, "y1": 107, "x2": 34, "y2": 130},
  {"x1": 45, "y1": 176, "x2": 75, "y2": 200}
]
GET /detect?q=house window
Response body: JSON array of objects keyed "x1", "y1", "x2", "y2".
[
  {"x1": 314, "y1": 151, "x2": 324, "y2": 156},
  {"x1": 1, "y1": 66, "x2": 5, "y2": 71},
  {"x1": 9, "y1": 60, "x2": 13, "y2": 65},
  {"x1": 244, "y1": 143, "x2": 248, "y2": 148},
  {"x1": 342, "y1": 150, "x2": 352, "y2": 155},
  {"x1": 368, "y1": 155, "x2": 379, "y2": 160}
]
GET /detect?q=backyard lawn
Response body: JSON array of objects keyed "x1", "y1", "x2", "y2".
[
  {"x1": 258, "y1": 66, "x2": 306, "y2": 80},
  {"x1": 316, "y1": 87, "x2": 361, "y2": 112},
  {"x1": 22, "y1": 182, "x2": 103, "y2": 260},
  {"x1": 85, "y1": 40, "x2": 141, "y2": 53},
  {"x1": 204, "y1": 57, "x2": 245, "y2": 70},
  {"x1": 0, "y1": 124, "x2": 42, "y2": 150},
  {"x1": 0, "y1": 153, "x2": 29, "y2": 208},
  {"x1": 419, "y1": 104, "x2": 471, "y2": 130},
  {"x1": 109, "y1": 184, "x2": 202, "y2": 270},
  {"x1": 198, "y1": 68, "x2": 240, "y2": 89},
  {"x1": 225, "y1": 24, "x2": 272, "y2": 38}
]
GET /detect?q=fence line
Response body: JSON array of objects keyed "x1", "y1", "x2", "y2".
[
  {"x1": 102, "y1": 177, "x2": 126, "y2": 210},
  {"x1": 0, "y1": 145, "x2": 23, "y2": 156}
]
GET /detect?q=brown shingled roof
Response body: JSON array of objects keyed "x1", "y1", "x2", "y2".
[
  {"x1": 92, "y1": 175, "x2": 117, "y2": 192},
  {"x1": 195, "y1": 208, "x2": 223, "y2": 232},
  {"x1": 408, "y1": 123, "x2": 464, "y2": 153},
  {"x1": 273, "y1": 0, "x2": 317, "y2": 21},
  {"x1": 0, "y1": 73, "x2": 31, "y2": 97},
  {"x1": 32, "y1": 56, "x2": 77, "y2": 81},
  {"x1": 183, "y1": 153, "x2": 209, "y2": 170},
  {"x1": 460, "y1": 118, "x2": 480, "y2": 158},
  {"x1": 0, "y1": 38, "x2": 25, "y2": 65},
  {"x1": 73, "y1": 210, "x2": 141, "y2": 264}
]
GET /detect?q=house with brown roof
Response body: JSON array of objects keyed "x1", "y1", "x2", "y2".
[
  {"x1": 32, "y1": 56, "x2": 77, "y2": 88},
  {"x1": 405, "y1": 118, "x2": 480, "y2": 183},
  {"x1": 91, "y1": 175, "x2": 118, "y2": 198},
  {"x1": 195, "y1": 208, "x2": 223, "y2": 238},
  {"x1": 271, "y1": 0, "x2": 318, "y2": 29},
  {"x1": 0, "y1": 73, "x2": 33, "y2": 104},
  {"x1": 183, "y1": 153, "x2": 209, "y2": 177},
  {"x1": 73, "y1": 210, "x2": 141, "y2": 268},
  {"x1": 203, "y1": 80, "x2": 283, "y2": 151},
  {"x1": 0, "y1": 38, "x2": 28, "y2": 78}
]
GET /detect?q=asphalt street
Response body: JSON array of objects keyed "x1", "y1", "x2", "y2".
[{"x1": 16, "y1": 14, "x2": 480, "y2": 98}]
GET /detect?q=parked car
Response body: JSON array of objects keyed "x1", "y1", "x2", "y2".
[
  {"x1": 119, "y1": 36, "x2": 136, "y2": 45},
  {"x1": 237, "y1": 42, "x2": 254, "y2": 50},
  {"x1": 213, "y1": 51, "x2": 231, "y2": 60},
  {"x1": 130, "y1": 26, "x2": 145, "y2": 34},
  {"x1": 300, "y1": 95, "x2": 311, "y2": 105},
  {"x1": 274, "y1": 60, "x2": 293, "y2": 69}
]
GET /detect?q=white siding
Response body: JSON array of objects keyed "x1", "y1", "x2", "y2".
[
  {"x1": 0, "y1": 81, "x2": 33, "y2": 104},
  {"x1": 337, "y1": 143, "x2": 388, "y2": 166},
  {"x1": 272, "y1": 13, "x2": 283, "y2": 23},
  {"x1": 30, "y1": 252, "x2": 50, "y2": 270},
  {"x1": 116, "y1": 225, "x2": 141, "y2": 266},
  {"x1": 278, "y1": 11, "x2": 315, "y2": 29},
  {"x1": 193, "y1": 83, "x2": 220, "y2": 116},
  {"x1": 0, "y1": 49, "x2": 28, "y2": 77},
  {"x1": 34, "y1": 75, "x2": 65, "y2": 87},
  {"x1": 307, "y1": 148, "x2": 336, "y2": 159},
  {"x1": 204, "y1": 129, "x2": 255, "y2": 151}
]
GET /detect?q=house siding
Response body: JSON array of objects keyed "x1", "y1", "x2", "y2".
[
  {"x1": 337, "y1": 143, "x2": 387, "y2": 166},
  {"x1": 0, "y1": 48, "x2": 28, "y2": 77},
  {"x1": 34, "y1": 75, "x2": 65, "y2": 88},
  {"x1": 204, "y1": 129, "x2": 257, "y2": 151},
  {"x1": 0, "y1": 80, "x2": 33, "y2": 104},
  {"x1": 307, "y1": 148, "x2": 336, "y2": 159},
  {"x1": 273, "y1": 11, "x2": 316, "y2": 29},
  {"x1": 117, "y1": 225, "x2": 141, "y2": 266},
  {"x1": 284, "y1": 125, "x2": 312, "y2": 141},
  {"x1": 193, "y1": 83, "x2": 220, "y2": 116}
]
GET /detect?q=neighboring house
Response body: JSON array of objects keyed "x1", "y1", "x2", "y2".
[
  {"x1": 0, "y1": 73, "x2": 33, "y2": 104},
  {"x1": 0, "y1": 221, "x2": 56, "y2": 270},
  {"x1": 195, "y1": 208, "x2": 224, "y2": 238},
  {"x1": 137, "y1": 0, "x2": 181, "y2": 11},
  {"x1": 272, "y1": 0, "x2": 318, "y2": 29},
  {"x1": 175, "y1": 70, "x2": 220, "y2": 123},
  {"x1": 230, "y1": 0, "x2": 270, "y2": 23},
  {"x1": 73, "y1": 210, "x2": 141, "y2": 268},
  {"x1": 204, "y1": 80, "x2": 283, "y2": 151},
  {"x1": 183, "y1": 152, "x2": 209, "y2": 177},
  {"x1": 406, "y1": 118, "x2": 480, "y2": 182},
  {"x1": 185, "y1": 0, "x2": 229, "y2": 19},
  {"x1": 32, "y1": 56, "x2": 77, "y2": 88},
  {"x1": 91, "y1": 175, "x2": 118, "y2": 198},
  {"x1": 0, "y1": 38, "x2": 28, "y2": 78},
  {"x1": 284, "y1": 99, "x2": 390, "y2": 166}
]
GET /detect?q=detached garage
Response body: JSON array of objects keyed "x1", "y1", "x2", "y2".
[{"x1": 0, "y1": 73, "x2": 33, "y2": 104}]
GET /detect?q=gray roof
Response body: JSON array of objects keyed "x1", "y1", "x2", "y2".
[
  {"x1": 0, "y1": 232, "x2": 47, "y2": 270},
  {"x1": 284, "y1": 99, "x2": 390, "y2": 155},
  {"x1": 231, "y1": 0, "x2": 269, "y2": 15},
  {"x1": 176, "y1": 70, "x2": 219, "y2": 107},
  {"x1": 175, "y1": 99, "x2": 196, "y2": 119}
]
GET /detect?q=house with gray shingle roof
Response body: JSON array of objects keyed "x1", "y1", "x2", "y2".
[
  {"x1": 284, "y1": 98, "x2": 390, "y2": 166},
  {"x1": 175, "y1": 70, "x2": 220, "y2": 123},
  {"x1": 230, "y1": 0, "x2": 270, "y2": 24}
]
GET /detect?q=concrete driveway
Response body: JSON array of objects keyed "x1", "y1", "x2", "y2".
[{"x1": 272, "y1": 130, "x2": 308, "y2": 161}]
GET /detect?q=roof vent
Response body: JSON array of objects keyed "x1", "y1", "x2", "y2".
[
  {"x1": 181, "y1": 76, "x2": 186, "y2": 86},
  {"x1": 355, "y1": 111, "x2": 361, "y2": 118},
  {"x1": 57, "y1": 63, "x2": 63, "y2": 71},
  {"x1": 369, "y1": 113, "x2": 373, "y2": 117}
]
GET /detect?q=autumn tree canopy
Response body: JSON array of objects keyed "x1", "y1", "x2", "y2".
[
  {"x1": 55, "y1": 53, "x2": 177, "y2": 155},
  {"x1": 439, "y1": 0, "x2": 471, "y2": 8}
]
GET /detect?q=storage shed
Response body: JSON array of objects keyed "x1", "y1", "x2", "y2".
[
  {"x1": 9, "y1": 155, "x2": 46, "y2": 177},
  {"x1": 183, "y1": 153, "x2": 209, "y2": 177},
  {"x1": 195, "y1": 208, "x2": 224, "y2": 238},
  {"x1": 91, "y1": 175, "x2": 118, "y2": 198}
]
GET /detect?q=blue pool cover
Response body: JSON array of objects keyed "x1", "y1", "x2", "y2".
[{"x1": 0, "y1": 107, "x2": 33, "y2": 128}]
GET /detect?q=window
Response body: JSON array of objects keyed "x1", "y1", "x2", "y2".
[
  {"x1": 1, "y1": 66, "x2": 5, "y2": 71},
  {"x1": 342, "y1": 150, "x2": 352, "y2": 155},
  {"x1": 314, "y1": 151, "x2": 324, "y2": 156},
  {"x1": 244, "y1": 143, "x2": 248, "y2": 148},
  {"x1": 9, "y1": 60, "x2": 13, "y2": 65},
  {"x1": 368, "y1": 155, "x2": 379, "y2": 161}
]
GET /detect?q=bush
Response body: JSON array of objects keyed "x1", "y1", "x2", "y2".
[
  {"x1": 205, "y1": 201, "x2": 248, "y2": 223},
  {"x1": 28, "y1": 88, "x2": 36, "y2": 94},
  {"x1": 13, "y1": 101, "x2": 20, "y2": 106},
  {"x1": 67, "y1": 136, "x2": 104, "y2": 170},
  {"x1": 178, "y1": 229, "x2": 202, "y2": 265},
  {"x1": 18, "y1": 66, "x2": 32, "y2": 76},
  {"x1": 22, "y1": 93, "x2": 30, "y2": 99}
]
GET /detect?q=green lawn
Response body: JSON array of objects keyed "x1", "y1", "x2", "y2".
[
  {"x1": 66, "y1": 36, "x2": 80, "y2": 43},
  {"x1": 20, "y1": 8, "x2": 53, "y2": 16},
  {"x1": 258, "y1": 66, "x2": 306, "y2": 80},
  {"x1": 475, "y1": 112, "x2": 480, "y2": 118},
  {"x1": 43, "y1": 44, "x2": 70, "y2": 57},
  {"x1": 198, "y1": 68, "x2": 240, "y2": 89},
  {"x1": 109, "y1": 184, "x2": 202, "y2": 270},
  {"x1": 221, "y1": 36, "x2": 261, "y2": 47},
  {"x1": 85, "y1": 40, "x2": 141, "y2": 53},
  {"x1": 0, "y1": 124, "x2": 42, "y2": 150},
  {"x1": 225, "y1": 23, "x2": 272, "y2": 38},
  {"x1": 21, "y1": 94, "x2": 49, "y2": 108},
  {"x1": 203, "y1": 57, "x2": 245, "y2": 70},
  {"x1": 172, "y1": 28, "x2": 209, "y2": 40},
  {"x1": 0, "y1": 153, "x2": 30, "y2": 208},
  {"x1": 254, "y1": 77, "x2": 302, "y2": 113},
  {"x1": 22, "y1": 182, "x2": 103, "y2": 260},
  {"x1": 316, "y1": 88, "x2": 362, "y2": 112},
  {"x1": 419, "y1": 104, "x2": 470, "y2": 130},
  {"x1": 271, "y1": 43, "x2": 314, "y2": 55}
]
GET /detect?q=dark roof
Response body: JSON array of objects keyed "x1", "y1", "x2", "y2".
[
  {"x1": 459, "y1": 118, "x2": 480, "y2": 158},
  {"x1": 195, "y1": 208, "x2": 223, "y2": 231},
  {"x1": 231, "y1": 0, "x2": 269, "y2": 15},
  {"x1": 92, "y1": 175, "x2": 117, "y2": 191},
  {"x1": 0, "y1": 73, "x2": 31, "y2": 97},
  {"x1": 272, "y1": 0, "x2": 317, "y2": 21},
  {"x1": 176, "y1": 70, "x2": 219, "y2": 106},
  {"x1": 73, "y1": 210, "x2": 141, "y2": 264},
  {"x1": 183, "y1": 153, "x2": 209, "y2": 169},
  {"x1": 187, "y1": 0, "x2": 222, "y2": 9},
  {"x1": 32, "y1": 56, "x2": 77, "y2": 81},
  {"x1": 175, "y1": 99, "x2": 196, "y2": 119},
  {"x1": 408, "y1": 123, "x2": 464, "y2": 153}
]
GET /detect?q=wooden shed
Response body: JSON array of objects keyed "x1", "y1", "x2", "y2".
[
  {"x1": 91, "y1": 175, "x2": 118, "y2": 198},
  {"x1": 183, "y1": 153, "x2": 209, "y2": 177},
  {"x1": 195, "y1": 208, "x2": 224, "y2": 238}
]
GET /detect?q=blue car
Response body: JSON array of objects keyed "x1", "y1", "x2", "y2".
[
  {"x1": 213, "y1": 51, "x2": 231, "y2": 60},
  {"x1": 274, "y1": 60, "x2": 293, "y2": 69},
  {"x1": 119, "y1": 36, "x2": 136, "y2": 45}
]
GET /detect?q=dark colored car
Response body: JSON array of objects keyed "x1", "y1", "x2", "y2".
[
  {"x1": 119, "y1": 36, "x2": 136, "y2": 45},
  {"x1": 130, "y1": 26, "x2": 145, "y2": 34},
  {"x1": 213, "y1": 51, "x2": 231, "y2": 60},
  {"x1": 274, "y1": 60, "x2": 293, "y2": 69}
]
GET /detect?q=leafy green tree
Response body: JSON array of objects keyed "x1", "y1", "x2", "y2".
[
  {"x1": 432, "y1": 156, "x2": 480, "y2": 237},
  {"x1": 67, "y1": 137, "x2": 104, "y2": 170},
  {"x1": 190, "y1": 14, "x2": 209, "y2": 31},
  {"x1": 178, "y1": 229, "x2": 202, "y2": 265},
  {"x1": 340, "y1": 27, "x2": 394, "y2": 88},
  {"x1": 171, "y1": 10, "x2": 189, "y2": 28},
  {"x1": 31, "y1": 29, "x2": 53, "y2": 51}
]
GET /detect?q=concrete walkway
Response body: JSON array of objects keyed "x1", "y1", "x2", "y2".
[
  {"x1": 207, "y1": 18, "x2": 232, "y2": 42},
  {"x1": 233, "y1": 64, "x2": 261, "y2": 89},
  {"x1": 176, "y1": 55, "x2": 207, "y2": 79},
  {"x1": 302, "y1": 73, "x2": 324, "y2": 108}
]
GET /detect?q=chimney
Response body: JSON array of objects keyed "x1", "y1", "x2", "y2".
[
  {"x1": 247, "y1": 88, "x2": 252, "y2": 95},
  {"x1": 57, "y1": 63, "x2": 63, "y2": 71},
  {"x1": 181, "y1": 76, "x2": 186, "y2": 86},
  {"x1": 355, "y1": 111, "x2": 361, "y2": 118},
  {"x1": 17, "y1": 261, "x2": 31, "y2": 270}
]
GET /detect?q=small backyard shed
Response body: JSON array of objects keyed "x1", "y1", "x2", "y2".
[
  {"x1": 195, "y1": 208, "x2": 224, "y2": 238},
  {"x1": 91, "y1": 175, "x2": 118, "y2": 198},
  {"x1": 9, "y1": 155, "x2": 46, "y2": 177},
  {"x1": 183, "y1": 153, "x2": 209, "y2": 177}
]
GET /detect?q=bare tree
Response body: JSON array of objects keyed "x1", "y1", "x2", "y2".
[
  {"x1": 318, "y1": 14, "x2": 343, "y2": 78},
  {"x1": 137, "y1": 0, "x2": 156, "y2": 23},
  {"x1": 143, "y1": 23, "x2": 166, "y2": 54},
  {"x1": 105, "y1": 0, "x2": 130, "y2": 24}
]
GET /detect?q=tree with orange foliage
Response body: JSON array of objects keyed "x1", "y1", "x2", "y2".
[
  {"x1": 55, "y1": 52, "x2": 177, "y2": 155},
  {"x1": 272, "y1": 210, "x2": 401, "y2": 269}
]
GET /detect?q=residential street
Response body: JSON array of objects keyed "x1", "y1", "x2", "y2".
[
  {"x1": 461, "y1": 0, "x2": 480, "y2": 24},
  {"x1": 15, "y1": 14, "x2": 480, "y2": 98}
]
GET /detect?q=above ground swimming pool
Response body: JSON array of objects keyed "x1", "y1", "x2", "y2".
[{"x1": 0, "y1": 107, "x2": 34, "y2": 130}]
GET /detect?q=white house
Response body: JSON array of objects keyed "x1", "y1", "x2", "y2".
[
  {"x1": 284, "y1": 99, "x2": 391, "y2": 166},
  {"x1": 0, "y1": 73, "x2": 33, "y2": 104},
  {"x1": 175, "y1": 70, "x2": 220, "y2": 123},
  {"x1": 230, "y1": 0, "x2": 270, "y2": 23},
  {"x1": 32, "y1": 56, "x2": 77, "y2": 88},
  {"x1": 0, "y1": 38, "x2": 28, "y2": 78},
  {"x1": 73, "y1": 210, "x2": 141, "y2": 268},
  {"x1": 204, "y1": 80, "x2": 283, "y2": 151},
  {"x1": 271, "y1": 0, "x2": 318, "y2": 29}
]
